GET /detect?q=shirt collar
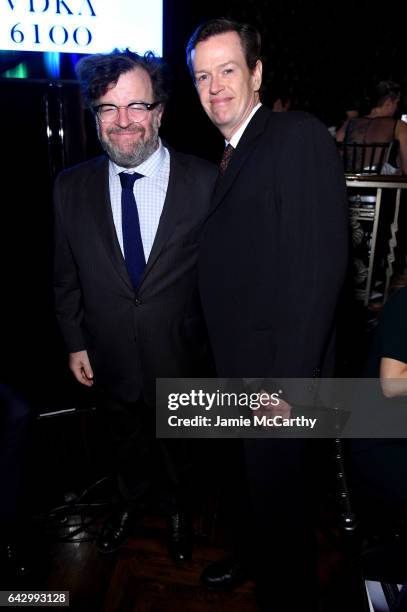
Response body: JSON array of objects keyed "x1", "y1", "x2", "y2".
[
  {"x1": 227, "y1": 103, "x2": 262, "y2": 149},
  {"x1": 110, "y1": 138, "x2": 165, "y2": 178}
]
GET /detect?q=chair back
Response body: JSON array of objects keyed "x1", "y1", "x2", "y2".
[{"x1": 338, "y1": 141, "x2": 394, "y2": 175}]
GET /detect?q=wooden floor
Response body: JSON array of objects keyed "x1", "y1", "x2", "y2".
[
  {"x1": 20, "y1": 514, "x2": 257, "y2": 612},
  {"x1": 15, "y1": 411, "x2": 368, "y2": 611},
  {"x1": 11, "y1": 508, "x2": 366, "y2": 612}
]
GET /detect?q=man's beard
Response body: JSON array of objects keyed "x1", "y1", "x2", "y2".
[{"x1": 97, "y1": 117, "x2": 160, "y2": 168}]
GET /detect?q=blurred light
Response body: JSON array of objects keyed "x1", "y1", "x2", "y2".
[
  {"x1": 69, "y1": 53, "x2": 81, "y2": 77},
  {"x1": 44, "y1": 52, "x2": 60, "y2": 78},
  {"x1": 70, "y1": 53, "x2": 80, "y2": 67},
  {"x1": 1, "y1": 63, "x2": 28, "y2": 78}
]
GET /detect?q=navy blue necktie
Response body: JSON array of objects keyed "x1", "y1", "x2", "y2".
[{"x1": 119, "y1": 172, "x2": 146, "y2": 289}]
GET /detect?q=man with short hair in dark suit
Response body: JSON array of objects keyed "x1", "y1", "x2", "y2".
[
  {"x1": 54, "y1": 49, "x2": 216, "y2": 558},
  {"x1": 186, "y1": 18, "x2": 348, "y2": 611}
]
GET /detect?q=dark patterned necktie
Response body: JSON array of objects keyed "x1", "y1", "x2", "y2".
[
  {"x1": 218, "y1": 143, "x2": 235, "y2": 177},
  {"x1": 119, "y1": 172, "x2": 146, "y2": 289}
]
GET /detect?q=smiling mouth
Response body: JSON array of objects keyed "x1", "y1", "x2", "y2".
[
  {"x1": 211, "y1": 98, "x2": 232, "y2": 106},
  {"x1": 110, "y1": 130, "x2": 141, "y2": 136},
  {"x1": 109, "y1": 125, "x2": 144, "y2": 135}
]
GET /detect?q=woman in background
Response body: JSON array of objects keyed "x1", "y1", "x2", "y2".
[{"x1": 336, "y1": 80, "x2": 407, "y2": 174}]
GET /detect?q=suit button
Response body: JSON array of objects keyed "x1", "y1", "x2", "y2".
[{"x1": 134, "y1": 297, "x2": 142, "y2": 306}]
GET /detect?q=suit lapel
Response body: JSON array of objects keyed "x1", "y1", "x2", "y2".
[
  {"x1": 89, "y1": 151, "x2": 189, "y2": 291},
  {"x1": 90, "y1": 156, "x2": 134, "y2": 291},
  {"x1": 211, "y1": 106, "x2": 272, "y2": 213}
]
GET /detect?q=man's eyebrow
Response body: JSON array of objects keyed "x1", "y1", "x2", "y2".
[{"x1": 194, "y1": 61, "x2": 237, "y2": 74}]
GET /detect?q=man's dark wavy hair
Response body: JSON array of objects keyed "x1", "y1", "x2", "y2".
[
  {"x1": 75, "y1": 49, "x2": 171, "y2": 108},
  {"x1": 186, "y1": 17, "x2": 261, "y2": 79}
]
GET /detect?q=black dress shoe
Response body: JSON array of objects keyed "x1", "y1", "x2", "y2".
[
  {"x1": 167, "y1": 512, "x2": 193, "y2": 562},
  {"x1": 200, "y1": 556, "x2": 249, "y2": 591},
  {"x1": 96, "y1": 508, "x2": 133, "y2": 554}
]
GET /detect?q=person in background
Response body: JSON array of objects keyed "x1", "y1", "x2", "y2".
[
  {"x1": 341, "y1": 93, "x2": 360, "y2": 123},
  {"x1": 336, "y1": 80, "x2": 407, "y2": 174},
  {"x1": 186, "y1": 17, "x2": 348, "y2": 611},
  {"x1": 337, "y1": 80, "x2": 407, "y2": 293},
  {"x1": 54, "y1": 49, "x2": 216, "y2": 559},
  {"x1": 378, "y1": 288, "x2": 407, "y2": 399},
  {"x1": 328, "y1": 96, "x2": 360, "y2": 138},
  {"x1": 348, "y1": 287, "x2": 407, "y2": 612},
  {"x1": 271, "y1": 93, "x2": 292, "y2": 112},
  {"x1": 345, "y1": 107, "x2": 359, "y2": 121}
]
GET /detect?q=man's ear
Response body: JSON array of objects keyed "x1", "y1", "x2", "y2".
[{"x1": 252, "y1": 59, "x2": 263, "y2": 92}]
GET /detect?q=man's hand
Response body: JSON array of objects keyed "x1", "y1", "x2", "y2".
[
  {"x1": 256, "y1": 389, "x2": 292, "y2": 420},
  {"x1": 69, "y1": 350, "x2": 94, "y2": 387}
]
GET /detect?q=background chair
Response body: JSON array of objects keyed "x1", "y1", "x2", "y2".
[{"x1": 338, "y1": 141, "x2": 395, "y2": 175}]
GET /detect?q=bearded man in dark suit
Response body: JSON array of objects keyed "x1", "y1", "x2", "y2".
[
  {"x1": 187, "y1": 18, "x2": 348, "y2": 611},
  {"x1": 54, "y1": 50, "x2": 216, "y2": 558}
]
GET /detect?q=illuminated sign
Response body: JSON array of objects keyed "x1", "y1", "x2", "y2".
[{"x1": 0, "y1": 0, "x2": 163, "y2": 55}]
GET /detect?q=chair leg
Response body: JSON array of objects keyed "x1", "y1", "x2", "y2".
[{"x1": 333, "y1": 438, "x2": 358, "y2": 534}]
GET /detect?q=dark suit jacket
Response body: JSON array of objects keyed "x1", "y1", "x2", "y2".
[
  {"x1": 199, "y1": 106, "x2": 348, "y2": 380},
  {"x1": 54, "y1": 149, "x2": 217, "y2": 404}
]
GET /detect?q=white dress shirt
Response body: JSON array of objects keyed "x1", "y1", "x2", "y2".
[
  {"x1": 109, "y1": 139, "x2": 170, "y2": 262},
  {"x1": 228, "y1": 103, "x2": 262, "y2": 148}
]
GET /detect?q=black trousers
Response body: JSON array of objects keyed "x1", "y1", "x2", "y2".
[
  {"x1": 221, "y1": 437, "x2": 319, "y2": 611},
  {"x1": 97, "y1": 393, "x2": 192, "y2": 513}
]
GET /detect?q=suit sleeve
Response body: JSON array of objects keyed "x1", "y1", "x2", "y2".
[
  {"x1": 273, "y1": 116, "x2": 349, "y2": 376},
  {"x1": 53, "y1": 173, "x2": 86, "y2": 353}
]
